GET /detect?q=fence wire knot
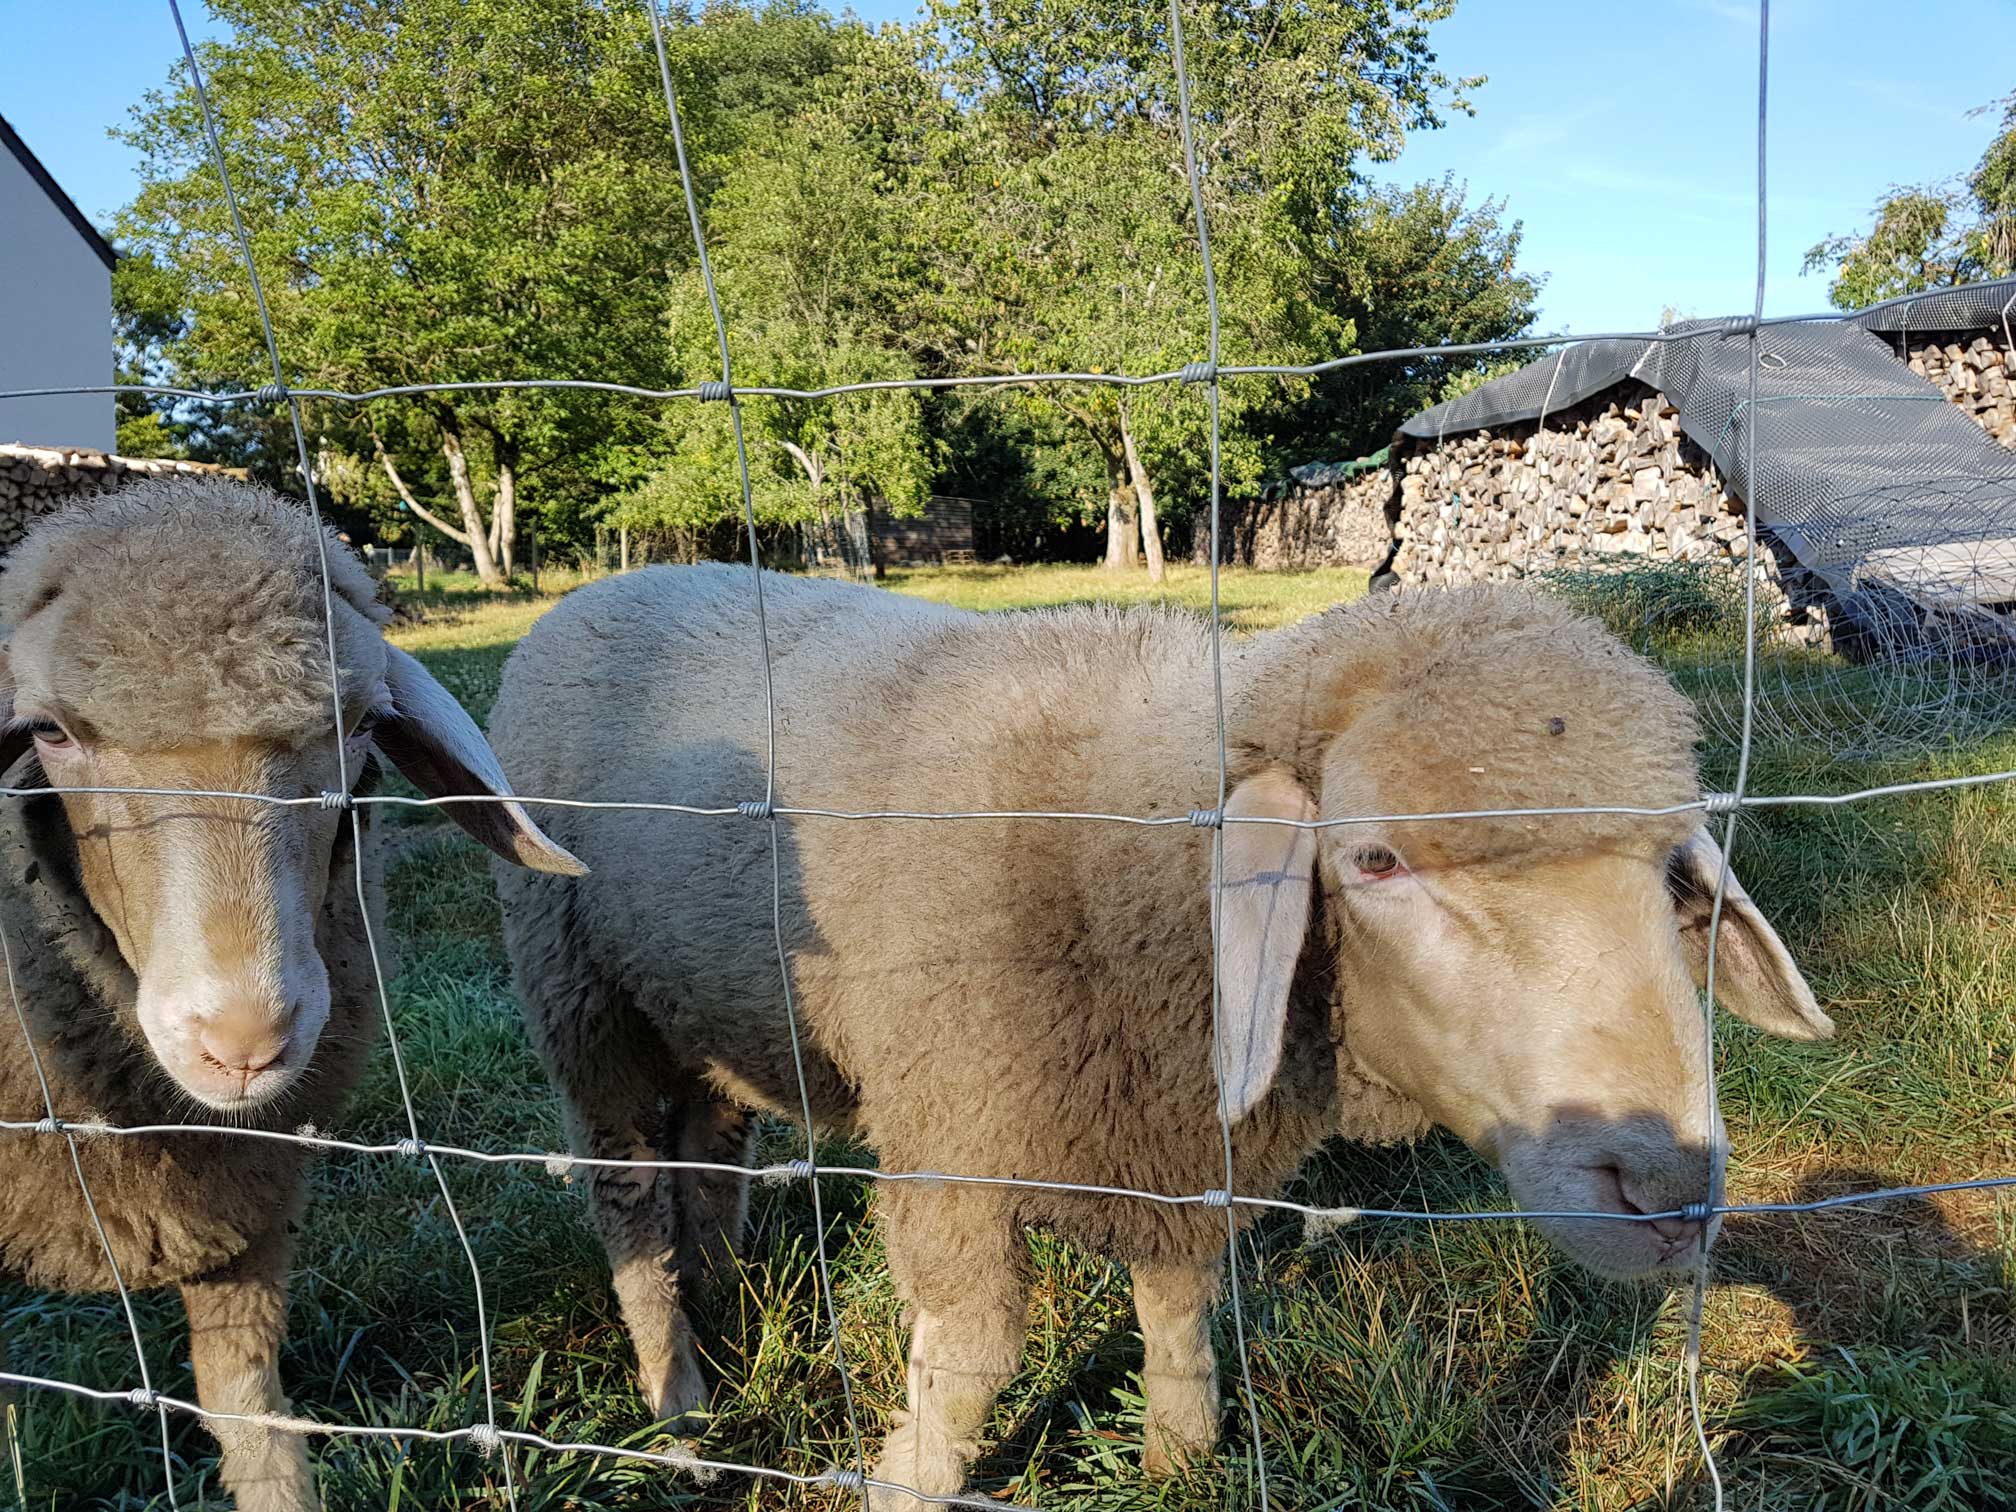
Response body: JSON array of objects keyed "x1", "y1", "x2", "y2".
[
  {"x1": 1178, "y1": 360, "x2": 1217, "y2": 385},
  {"x1": 1719, "y1": 314, "x2": 1759, "y2": 338},
  {"x1": 318, "y1": 789, "x2": 354, "y2": 811},
  {"x1": 395, "y1": 1137, "x2": 427, "y2": 1160},
  {"x1": 466, "y1": 1422, "x2": 504, "y2": 1459},
  {"x1": 1702, "y1": 791, "x2": 1743, "y2": 816},
  {"x1": 127, "y1": 1387, "x2": 159, "y2": 1410},
  {"x1": 1681, "y1": 1201, "x2": 1715, "y2": 1223},
  {"x1": 1201, "y1": 1187, "x2": 1233, "y2": 1209},
  {"x1": 33, "y1": 1115, "x2": 63, "y2": 1136},
  {"x1": 1187, "y1": 807, "x2": 1222, "y2": 829},
  {"x1": 252, "y1": 381, "x2": 290, "y2": 406},
  {"x1": 736, "y1": 800, "x2": 774, "y2": 821},
  {"x1": 821, "y1": 1467, "x2": 866, "y2": 1492},
  {"x1": 697, "y1": 379, "x2": 733, "y2": 403}
]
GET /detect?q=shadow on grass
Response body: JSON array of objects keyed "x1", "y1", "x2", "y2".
[{"x1": 931, "y1": 1140, "x2": 2016, "y2": 1511}]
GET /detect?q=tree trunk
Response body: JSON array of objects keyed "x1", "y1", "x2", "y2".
[
  {"x1": 441, "y1": 427, "x2": 503, "y2": 586},
  {"x1": 1102, "y1": 443, "x2": 1139, "y2": 571},
  {"x1": 374, "y1": 430, "x2": 472, "y2": 548},
  {"x1": 493, "y1": 452, "x2": 517, "y2": 578},
  {"x1": 1119, "y1": 405, "x2": 1165, "y2": 583},
  {"x1": 1106, "y1": 486, "x2": 1135, "y2": 569}
]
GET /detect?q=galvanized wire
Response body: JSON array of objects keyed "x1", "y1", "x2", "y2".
[
  {"x1": 640, "y1": 3, "x2": 873, "y2": 1505},
  {"x1": 0, "y1": 920, "x2": 181, "y2": 1508},
  {"x1": 5, "y1": 1112, "x2": 2013, "y2": 1223},
  {"x1": 0, "y1": 314, "x2": 1943, "y2": 410},
  {"x1": 1164, "y1": 2, "x2": 1272, "y2": 1507},
  {"x1": 1684, "y1": 7, "x2": 1772, "y2": 1507},
  {"x1": 5, "y1": 778, "x2": 2015, "y2": 823},
  {"x1": 190, "y1": 6, "x2": 523, "y2": 1505},
  {"x1": 0, "y1": 1372, "x2": 1025, "y2": 1512},
  {"x1": 6, "y1": 0, "x2": 2015, "y2": 1506}
]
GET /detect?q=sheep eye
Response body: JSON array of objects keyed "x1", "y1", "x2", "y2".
[
  {"x1": 1354, "y1": 845, "x2": 1403, "y2": 880},
  {"x1": 28, "y1": 721, "x2": 73, "y2": 752}
]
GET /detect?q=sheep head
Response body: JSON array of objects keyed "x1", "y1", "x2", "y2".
[
  {"x1": 0, "y1": 478, "x2": 582, "y2": 1114},
  {"x1": 1220, "y1": 585, "x2": 1830, "y2": 1280}
]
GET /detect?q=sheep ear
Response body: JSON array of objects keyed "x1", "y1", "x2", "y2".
[
  {"x1": 1213, "y1": 768, "x2": 1319, "y2": 1123},
  {"x1": 1668, "y1": 828, "x2": 1832, "y2": 1041},
  {"x1": 373, "y1": 643, "x2": 587, "y2": 876}
]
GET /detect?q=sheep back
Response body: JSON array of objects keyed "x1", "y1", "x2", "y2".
[{"x1": 491, "y1": 565, "x2": 1339, "y2": 1265}]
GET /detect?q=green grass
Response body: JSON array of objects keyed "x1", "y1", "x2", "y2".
[
  {"x1": 881, "y1": 562, "x2": 1372, "y2": 633},
  {"x1": 7, "y1": 563, "x2": 2015, "y2": 1510}
]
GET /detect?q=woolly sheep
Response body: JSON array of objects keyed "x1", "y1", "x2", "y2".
[
  {"x1": 0, "y1": 478, "x2": 581, "y2": 1512},
  {"x1": 489, "y1": 564, "x2": 1830, "y2": 1508}
]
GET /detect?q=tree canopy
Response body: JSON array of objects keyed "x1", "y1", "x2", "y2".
[
  {"x1": 113, "y1": 0, "x2": 1541, "y2": 572},
  {"x1": 1803, "y1": 91, "x2": 2016, "y2": 311}
]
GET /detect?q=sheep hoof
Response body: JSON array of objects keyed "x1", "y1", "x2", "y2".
[
  {"x1": 640, "y1": 1349, "x2": 710, "y2": 1428},
  {"x1": 869, "y1": 1424, "x2": 967, "y2": 1512},
  {"x1": 868, "y1": 1476, "x2": 949, "y2": 1512},
  {"x1": 1141, "y1": 1422, "x2": 1211, "y2": 1478}
]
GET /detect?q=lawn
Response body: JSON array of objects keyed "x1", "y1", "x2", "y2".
[
  {"x1": 880, "y1": 561, "x2": 1372, "y2": 632},
  {"x1": 7, "y1": 561, "x2": 2015, "y2": 1511}
]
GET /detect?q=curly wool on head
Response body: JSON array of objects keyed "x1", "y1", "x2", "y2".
[
  {"x1": 1231, "y1": 582, "x2": 1705, "y2": 864},
  {"x1": 0, "y1": 477, "x2": 389, "y2": 750}
]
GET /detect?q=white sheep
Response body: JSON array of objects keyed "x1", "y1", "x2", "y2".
[
  {"x1": 489, "y1": 563, "x2": 1830, "y2": 1509},
  {"x1": 0, "y1": 478, "x2": 581, "y2": 1512}
]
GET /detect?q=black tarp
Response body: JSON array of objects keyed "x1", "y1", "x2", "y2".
[{"x1": 1398, "y1": 278, "x2": 2016, "y2": 606}]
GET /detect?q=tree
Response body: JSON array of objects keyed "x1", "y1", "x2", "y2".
[
  {"x1": 1803, "y1": 91, "x2": 2016, "y2": 310},
  {"x1": 903, "y1": 0, "x2": 1483, "y2": 578},
  {"x1": 604, "y1": 66, "x2": 935, "y2": 550},
  {"x1": 115, "y1": 0, "x2": 847, "y2": 583},
  {"x1": 1273, "y1": 176, "x2": 1540, "y2": 462}
]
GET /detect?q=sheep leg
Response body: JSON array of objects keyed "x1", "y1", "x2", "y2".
[
  {"x1": 514, "y1": 905, "x2": 712, "y2": 1425},
  {"x1": 672, "y1": 1092, "x2": 754, "y2": 1289},
  {"x1": 576, "y1": 1086, "x2": 711, "y2": 1425},
  {"x1": 870, "y1": 1195, "x2": 1027, "y2": 1512},
  {"x1": 180, "y1": 1225, "x2": 318, "y2": 1512},
  {"x1": 1133, "y1": 1259, "x2": 1222, "y2": 1476}
]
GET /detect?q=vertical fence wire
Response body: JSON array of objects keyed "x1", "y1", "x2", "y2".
[
  {"x1": 1164, "y1": 3, "x2": 1274, "y2": 1507},
  {"x1": 163, "y1": 1, "x2": 522, "y2": 1503},
  {"x1": 11, "y1": 0, "x2": 2005, "y2": 1504},
  {"x1": 1683, "y1": 2, "x2": 1772, "y2": 1505},
  {"x1": 640, "y1": 2, "x2": 873, "y2": 1500},
  {"x1": 0, "y1": 921, "x2": 181, "y2": 1508}
]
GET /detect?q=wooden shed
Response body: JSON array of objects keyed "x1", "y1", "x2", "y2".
[{"x1": 870, "y1": 494, "x2": 978, "y2": 567}]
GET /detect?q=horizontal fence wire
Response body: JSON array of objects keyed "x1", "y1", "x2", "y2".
[
  {"x1": 0, "y1": 1373, "x2": 1026, "y2": 1512},
  {"x1": 6, "y1": 0, "x2": 2014, "y2": 1505},
  {"x1": 4, "y1": 1113, "x2": 2016, "y2": 1225},
  {"x1": 0, "y1": 311, "x2": 1949, "y2": 409},
  {"x1": 6, "y1": 776, "x2": 2016, "y2": 820}
]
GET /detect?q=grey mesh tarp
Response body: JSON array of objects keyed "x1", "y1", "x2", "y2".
[{"x1": 1398, "y1": 278, "x2": 2016, "y2": 615}]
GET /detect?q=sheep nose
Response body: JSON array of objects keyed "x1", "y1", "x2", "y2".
[
  {"x1": 1648, "y1": 1213, "x2": 1698, "y2": 1245},
  {"x1": 1617, "y1": 1170, "x2": 1710, "y2": 1246},
  {"x1": 199, "y1": 1002, "x2": 291, "y2": 1075}
]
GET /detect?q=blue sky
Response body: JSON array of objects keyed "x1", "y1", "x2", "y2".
[{"x1": 3, "y1": 0, "x2": 2010, "y2": 336}]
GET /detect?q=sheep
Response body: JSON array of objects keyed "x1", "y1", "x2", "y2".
[
  {"x1": 0, "y1": 477, "x2": 582, "y2": 1512},
  {"x1": 489, "y1": 563, "x2": 1832, "y2": 1508}
]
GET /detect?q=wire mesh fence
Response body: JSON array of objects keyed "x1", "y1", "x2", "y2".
[{"x1": 3, "y1": 0, "x2": 2016, "y2": 1508}]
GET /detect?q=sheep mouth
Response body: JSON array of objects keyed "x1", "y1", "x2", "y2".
[
  {"x1": 1495, "y1": 1134, "x2": 1720, "y2": 1282},
  {"x1": 1518, "y1": 1163, "x2": 1718, "y2": 1281},
  {"x1": 176, "y1": 1050, "x2": 310, "y2": 1114}
]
